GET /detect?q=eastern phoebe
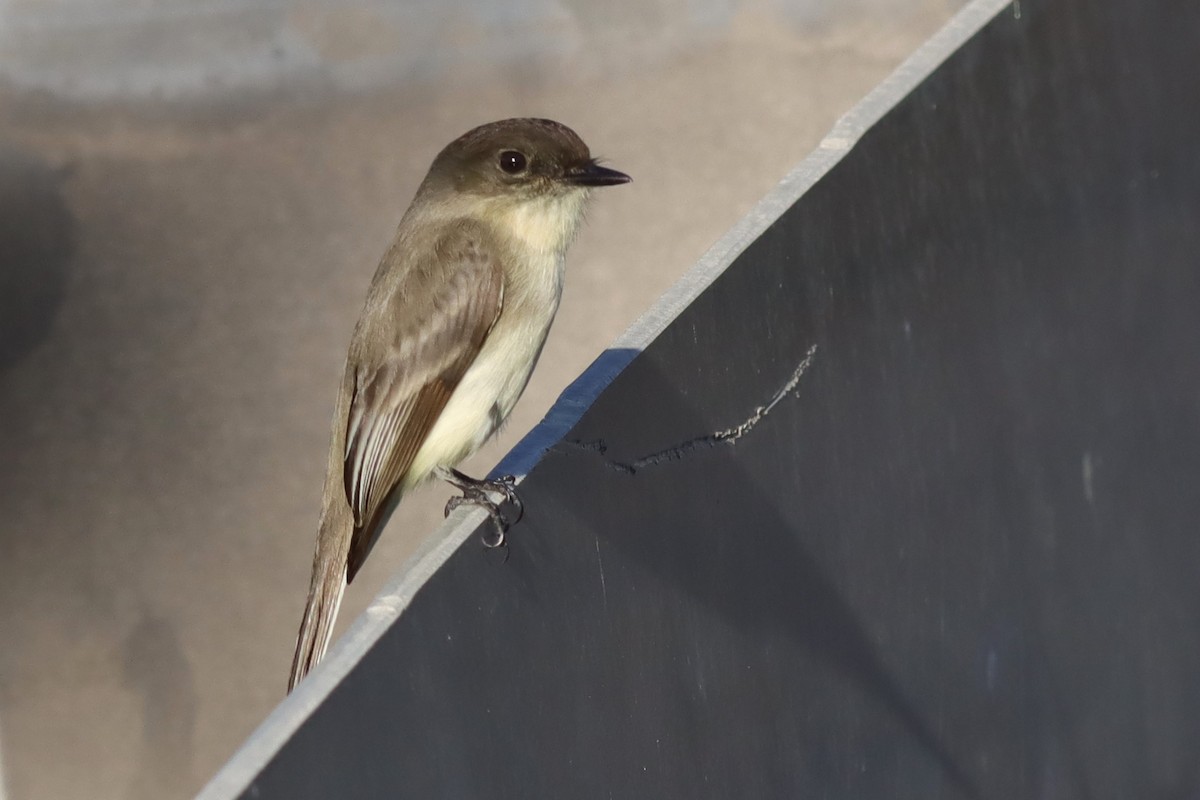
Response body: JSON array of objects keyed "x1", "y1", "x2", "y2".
[{"x1": 288, "y1": 118, "x2": 629, "y2": 691}]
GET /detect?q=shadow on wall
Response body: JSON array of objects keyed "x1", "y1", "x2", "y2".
[
  {"x1": 0, "y1": 145, "x2": 74, "y2": 373},
  {"x1": 121, "y1": 614, "x2": 199, "y2": 800}
]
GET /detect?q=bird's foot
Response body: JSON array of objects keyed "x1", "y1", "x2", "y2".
[{"x1": 440, "y1": 468, "x2": 523, "y2": 548}]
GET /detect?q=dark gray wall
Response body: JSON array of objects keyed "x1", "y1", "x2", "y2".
[{"x1": 213, "y1": 0, "x2": 1200, "y2": 796}]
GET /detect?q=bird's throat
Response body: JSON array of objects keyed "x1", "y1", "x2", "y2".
[{"x1": 497, "y1": 191, "x2": 588, "y2": 257}]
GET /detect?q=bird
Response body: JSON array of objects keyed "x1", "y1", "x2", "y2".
[{"x1": 288, "y1": 118, "x2": 630, "y2": 691}]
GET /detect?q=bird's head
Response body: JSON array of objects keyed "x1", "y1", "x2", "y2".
[
  {"x1": 428, "y1": 117, "x2": 630, "y2": 199},
  {"x1": 420, "y1": 118, "x2": 630, "y2": 255}
]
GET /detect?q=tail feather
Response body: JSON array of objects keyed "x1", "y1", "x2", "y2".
[
  {"x1": 288, "y1": 361, "x2": 361, "y2": 693},
  {"x1": 288, "y1": 561, "x2": 347, "y2": 692},
  {"x1": 288, "y1": 502, "x2": 355, "y2": 693}
]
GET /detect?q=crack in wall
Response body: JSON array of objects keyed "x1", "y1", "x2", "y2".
[{"x1": 562, "y1": 344, "x2": 818, "y2": 475}]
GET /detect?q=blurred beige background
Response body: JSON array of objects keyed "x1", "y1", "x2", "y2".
[{"x1": 0, "y1": 1, "x2": 963, "y2": 797}]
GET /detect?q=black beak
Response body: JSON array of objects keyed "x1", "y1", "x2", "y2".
[{"x1": 566, "y1": 161, "x2": 631, "y2": 187}]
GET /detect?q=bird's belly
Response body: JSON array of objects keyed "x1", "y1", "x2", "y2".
[{"x1": 404, "y1": 297, "x2": 557, "y2": 485}]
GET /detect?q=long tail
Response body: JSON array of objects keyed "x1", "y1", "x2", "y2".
[{"x1": 288, "y1": 509, "x2": 353, "y2": 692}]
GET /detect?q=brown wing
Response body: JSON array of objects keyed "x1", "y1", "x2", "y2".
[{"x1": 342, "y1": 226, "x2": 504, "y2": 580}]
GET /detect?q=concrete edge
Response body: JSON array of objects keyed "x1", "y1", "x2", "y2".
[{"x1": 197, "y1": 0, "x2": 1013, "y2": 795}]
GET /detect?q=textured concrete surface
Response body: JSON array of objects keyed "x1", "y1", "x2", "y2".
[{"x1": 0, "y1": 1, "x2": 962, "y2": 797}]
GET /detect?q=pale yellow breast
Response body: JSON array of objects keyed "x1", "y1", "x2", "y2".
[{"x1": 403, "y1": 193, "x2": 585, "y2": 483}]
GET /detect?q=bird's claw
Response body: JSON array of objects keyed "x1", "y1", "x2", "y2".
[
  {"x1": 489, "y1": 474, "x2": 524, "y2": 524},
  {"x1": 441, "y1": 469, "x2": 522, "y2": 548}
]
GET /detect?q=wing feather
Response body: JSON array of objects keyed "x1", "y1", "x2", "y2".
[{"x1": 342, "y1": 225, "x2": 504, "y2": 580}]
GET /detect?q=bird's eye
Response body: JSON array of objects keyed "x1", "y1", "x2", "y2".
[{"x1": 499, "y1": 150, "x2": 527, "y2": 174}]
